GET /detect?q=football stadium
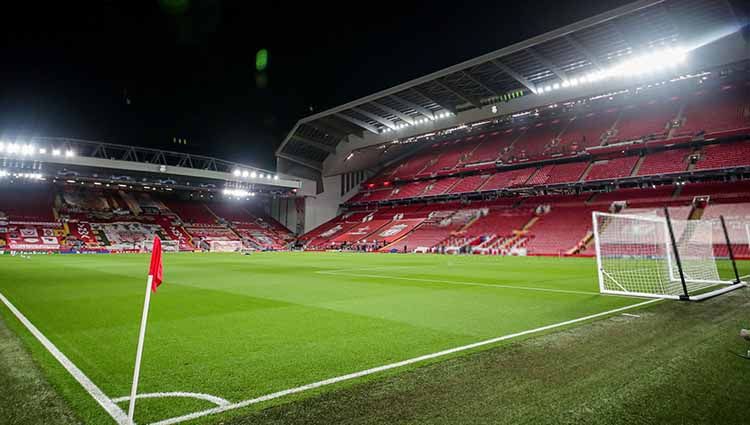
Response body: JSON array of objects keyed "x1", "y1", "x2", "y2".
[{"x1": 2, "y1": 0, "x2": 750, "y2": 424}]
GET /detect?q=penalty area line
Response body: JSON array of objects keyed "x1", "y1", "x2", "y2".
[
  {"x1": 0, "y1": 290, "x2": 130, "y2": 425},
  {"x1": 151, "y1": 298, "x2": 660, "y2": 425},
  {"x1": 316, "y1": 270, "x2": 601, "y2": 296}
]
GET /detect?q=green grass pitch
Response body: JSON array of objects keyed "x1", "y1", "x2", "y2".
[{"x1": 0, "y1": 252, "x2": 747, "y2": 424}]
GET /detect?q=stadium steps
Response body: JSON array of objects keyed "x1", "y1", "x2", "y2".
[
  {"x1": 686, "y1": 149, "x2": 699, "y2": 172},
  {"x1": 520, "y1": 215, "x2": 540, "y2": 231},
  {"x1": 688, "y1": 204, "x2": 705, "y2": 220},
  {"x1": 630, "y1": 154, "x2": 647, "y2": 176},
  {"x1": 601, "y1": 110, "x2": 624, "y2": 146},
  {"x1": 583, "y1": 192, "x2": 599, "y2": 205},
  {"x1": 667, "y1": 100, "x2": 688, "y2": 139},
  {"x1": 578, "y1": 161, "x2": 595, "y2": 181},
  {"x1": 569, "y1": 230, "x2": 594, "y2": 255},
  {"x1": 523, "y1": 167, "x2": 541, "y2": 187}
]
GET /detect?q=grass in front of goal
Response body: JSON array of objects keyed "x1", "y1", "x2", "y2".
[{"x1": 0, "y1": 252, "x2": 743, "y2": 424}]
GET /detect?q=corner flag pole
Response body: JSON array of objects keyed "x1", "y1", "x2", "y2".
[
  {"x1": 127, "y1": 275, "x2": 153, "y2": 423},
  {"x1": 127, "y1": 237, "x2": 163, "y2": 424}
]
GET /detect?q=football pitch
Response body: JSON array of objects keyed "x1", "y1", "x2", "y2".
[{"x1": 0, "y1": 252, "x2": 747, "y2": 424}]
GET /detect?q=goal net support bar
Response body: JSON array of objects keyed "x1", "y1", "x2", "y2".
[{"x1": 592, "y1": 210, "x2": 746, "y2": 301}]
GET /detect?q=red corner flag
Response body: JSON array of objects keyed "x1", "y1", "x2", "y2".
[
  {"x1": 129, "y1": 237, "x2": 165, "y2": 422},
  {"x1": 148, "y1": 237, "x2": 163, "y2": 292}
]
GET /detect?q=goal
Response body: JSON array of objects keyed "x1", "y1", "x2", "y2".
[
  {"x1": 208, "y1": 240, "x2": 243, "y2": 252},
  {"x1": 592, "y1": 210, "x2": 745, "y2": 301}
]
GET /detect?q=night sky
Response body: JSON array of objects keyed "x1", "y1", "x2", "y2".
[{"x1": 0, "y1": 0, "x2": 633, "y2": 169}]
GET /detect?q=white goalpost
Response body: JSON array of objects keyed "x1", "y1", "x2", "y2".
[{"x1": 592, "y1": 211, "x2": 746, "y2": 301}]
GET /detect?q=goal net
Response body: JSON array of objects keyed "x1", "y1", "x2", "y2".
[
  {"x1": 208, "y1": 240, "x2": 243, "y2": 252},
  {"x1": 592, "y1": 212, "x2": 745, "y2": 300}
]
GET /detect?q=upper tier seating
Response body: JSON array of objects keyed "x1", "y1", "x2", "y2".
[
  {"x1": 421, "y1": 177, "x2": 460, "y2": 197},
  {"x1": 481, "y1": 167, "x2": 535, "y2": 190},
  {"x1": 530, "y1": 162, "x2": 590, "y2": 186},
  {"x1": 207, "y1": 203, "x2": 255, "y2": 223},
  {"x1": 390, "y1": 180, "x2": 430, "y2": 200},
  {"x1": 636, "y1": 148, "x2": 692, "y2": 176},
  {"x1": 559, "y1": 109, "x2": 618, "y2": 151},
  {"x1": 462, "y1": 129, "x2": 515, "y2": 165},
  {"x1": 418, "y1": 139, "x2": 472, "y2": 175},
  {"x1": 678, "y1": 86, "x2": 750, "y2": 136},
  {"x1": 164, "y1": 200, "x2": 216, "y2": 224},
  {"x1": 584, "y1": 156, "x2": 638, "y2": 181},
  {"x1": 391, "y1": 149, "x2": 435, "y2": 180},
  {"x1": 610, "y1": 98, "x2": 680, "y2": 142},
  {"x1": 505, "y1": 120, "x2": 565, "y2": 161},
  {"x1": 694, "y1": 141, "x2": 750, "y2": 171},
  {"x1": 448, "y1": 174, "x2": 490, "y2": 194},
  {"x1": 0, "y1": 186, "x2": 56, "y2": 222}
]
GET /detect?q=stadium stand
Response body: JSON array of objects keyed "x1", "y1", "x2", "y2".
[
  {"x1": 636, "y1": 148, "x2": 693, "y2": 176},
  {"x1": 584, "y1": 156, "x2": 639, "y2": 181},
  {"x1": 609, "y1": 98, "x2": 680, "y2": 143},
  {"x1": 694, "y1": 141, "x2": 750, "y2": 170},
  {"x1": 558, "y1": 109, "x2": 618, "y2": 151},
  {"x1": 678, "y1": 85, "x2": 750, "y2": 137}
]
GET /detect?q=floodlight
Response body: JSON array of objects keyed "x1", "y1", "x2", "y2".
[
  {"x1": 52, "y1": 149, "x2": 61, "y2": 156},
  {"x1": 242, "y1": 170, "x2": 249, "y2": 178},
  {"x1": 274, "y1": 175, "x2": 279, "y2": 180},
  {"x1": 39, "y1": 148, "x2": 47, "y2": 154},
  {"x1": 233, "y1": 169, "x2": 241, "y2": 177},
  {"x1": 0, "y1": 143, "x2": 4, "y2": 152},
  {"x1": 65, "y1": 150, "x2": 75, "y2": 157},
  {"x1": 250, "y1": 171, "x2": 257, "y2": 178}
]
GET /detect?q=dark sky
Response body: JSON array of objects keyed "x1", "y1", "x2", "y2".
[{"x1": 0, "y1": 0, "x2": 632, "y2": 169}]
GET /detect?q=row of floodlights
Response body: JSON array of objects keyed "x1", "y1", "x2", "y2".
[
  {"x1": 536, "y1": 47, "x2": 688, "y2": 95},
  {"x1": 232, "y1": 169, "x2": 279, "y2": 180},
  {"x1": 223, "y1": 188, "x2": 256, "y2": 197},
  {"x1": 381, "y1": 111, "x2": 454, "y2": 133},
  {"x1": 0, "y1": 170, "x2": 44, "y2": 180},
  {"x1": 0, "y1": 142, "x2": 75, "y2": 158}
]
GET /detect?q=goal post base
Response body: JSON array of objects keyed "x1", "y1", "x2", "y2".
[
  {"x1": 685, "y1": 282, "x2": 747, "y2": 302},
  {"x1": 601, "y1": 282, "x2": 746, "y2": 301}
]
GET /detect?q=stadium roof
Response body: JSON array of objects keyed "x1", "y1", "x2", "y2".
[{"x1": 276, "y1": 0, "x2": 746, "y2": 170}]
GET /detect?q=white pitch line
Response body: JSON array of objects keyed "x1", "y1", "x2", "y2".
[
  {"x1": 621, "y1": 313, "x2": 641, "y2": 318},
  {"x1": 0, "y1": 290, "x2": 130, "y2": 425},
  {"x1": 150, "y1": 298, "x2": 660, "y2": 425},
  {"x1": 112, "y1": 392, "x2": 230, "y2": 407},
  {"x1": 316, "y1": 270, "x2": 601, "y2": 296}
]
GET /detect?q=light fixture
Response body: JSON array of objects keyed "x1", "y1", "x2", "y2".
[
  {"x1": 274, "y1": 175, "x2": 279, "y2": 180},
  {"x1": 233, "y1": 169, "x2": 241, "y2": 177},
  {"x1": 250, "y1": 171, "x2": 257, "y2": 178},
  {"x1": 39, "y1": 148, "x2": 47, "y2": 154},
  {"x1": 242, "y1": 170, "x2": 249, "y2": 178},
  {"x1": 52, "y1": 149, "x2": 61, "y2": 156},
  {"x1": 65, "y1": 150, "x2": 75, "y2": 157}
]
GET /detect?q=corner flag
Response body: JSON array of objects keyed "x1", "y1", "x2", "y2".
[
  {"x1": 127, "y1": 237, "x2": 164, "y2": 423},
  {"x1": 149, "y1": 237, "x2": 163, "y2": 292}
]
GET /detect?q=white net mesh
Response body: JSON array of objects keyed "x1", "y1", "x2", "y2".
[
  {"x1": 209, "y1": 240, "x2": 243, "y2": 252},
  {"x1": 593, "y1": 212, "x2": 729, "y2": 299}
]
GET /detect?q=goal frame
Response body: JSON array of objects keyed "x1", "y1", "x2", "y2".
[{"x1": 592, "y1": 209, "x2": 746, "y2": 301}]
